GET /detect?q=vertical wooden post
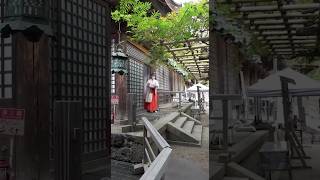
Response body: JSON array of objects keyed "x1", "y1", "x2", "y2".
[
  {"x1": 127, "y1": 93, "x2": 137, "y2": 131},
  {"x1": 54, "y1": 101, "x2": 82, "y2": 180},
  {"x1": 222, "y1": 100, "x2": 229, "y2": 149},
  {"x1": 240, "y1": 71, "x2": 248, "y2": 121},
  {"x1": 273, "y1": 56, "x2": 278, "y2": 73},
  {"x1": 14, "y1": 32, "x2": 50, "y2": 179},
  {"x1": 143, "y1": 127, "x2": 146, "y2": 165},
  {"x1": 297, "y1": 97, "x2": 305, "y2": 128},
  {"x1": 115, "y1": 74, "x2": 128, "y2": 124},
  {"x1": 178, "y1": 92, "x2": 182, "y2": 109}
]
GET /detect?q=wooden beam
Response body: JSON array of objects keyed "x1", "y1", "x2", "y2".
[
  {"x1": 273, "y1": 48, "x2": 309, "y2": 52},
  {"x1": 272, "y1": 44, "x2": 316, "y2": 50},
  {"x1": 162, "y1": 37, "x2": 209, "y2": 45},
  {"x1": 261, "y1": 30, "x2": 296, "y2": 35},
  {"x1": 245, "y1": 12, "x2": 319, "y2": 20},
  {"x1": 190, "y1": 66, "x2": 209, "y2": 68},
  {"x1": 185, "y1": 65, "x2": 208, "y2": 68},
  {"x1": 252, "y1": 25, "x2": 286, "y2": 30},
  {"x1": 188, "y1": 66, "x2": 208, "y2": 68},
  {"x1": 245, "y1": 19, "x2": 308, "y2": 25},
  {"x1": 238, "y1": 5, "x2": 278, "y2": 12},
  {"x1": 182, "y1": 60, "x2": 209, "y2": 63},
  {"x1": 272, "y1": 43, "x2": 315, "y2": 48},
  {"x1": 172, "y1": 53, "x2": 205, "y2": 58},
  {"x1": 266, "y1": 39, "x2": 316, "y2": 44},
  {"x1": 179, "y1": 57, "x2": 209, "y2": 61},
  {"x1": 252, "y1": 24, "x2": 304, "y2": 30},
  {"x1": 283, "y1": 3, "x2": 320, "y2": 11},
  {"x1": 238, "y1": 3, "x2": 320, "y2": 12},
  {"x1": 168, "y1": 45, "x2": 209, "y2": 52},
  {"x1": 262, "y1": 35, "x2": 316, "y2": 40}
]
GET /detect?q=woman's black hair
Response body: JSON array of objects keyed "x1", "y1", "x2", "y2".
[{"x1": 150, "y1": 73, "x2": 156, "y2": 79}]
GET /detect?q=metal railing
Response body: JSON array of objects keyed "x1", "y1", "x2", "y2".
[{"x1": 140, "y1": 117, "x2": 172, "y2": 180}]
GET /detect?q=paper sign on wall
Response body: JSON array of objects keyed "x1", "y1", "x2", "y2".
[{"x1": 0, "y1": 108, "x2": 25, "y2": 136}]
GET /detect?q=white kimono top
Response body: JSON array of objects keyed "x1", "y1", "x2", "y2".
[{"x1": 147, "y1": 79, "x2": 159, "y2": 89}]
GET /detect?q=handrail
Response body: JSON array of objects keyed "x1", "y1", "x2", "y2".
[
  {"x1": 140, "y1": 117, "x2": 172, "y2": 180},
  {"x1": 157, "y1": 90, "x2": 185, "y2": 93},
  {"x1": 157, "y1": 91, "x2": 185, "y2": 108},
  {"x1": 142, "y1": 117, "x2": 170, "y2": 150}
]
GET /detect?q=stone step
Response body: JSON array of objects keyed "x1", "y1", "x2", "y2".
[
  {"x1": 174, "y1": 117, "x2": 188, "y2": 128},
  {"x1": 167, "y1": 122, "x2": 199, "y2": 144},
  {"x1": 183, "y1": 120, "x2": 195, "y2": 134},
  {"x1": 192, "y1": 124, "x2": 203, "y2": 142}
]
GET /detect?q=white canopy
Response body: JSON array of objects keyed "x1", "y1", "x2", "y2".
[
  {"x1": 248, "y1": 68, "x2": 320, "y2": 97},
  {"x1": 187, "y1": 83, "x2": 209, "y2": 92}
]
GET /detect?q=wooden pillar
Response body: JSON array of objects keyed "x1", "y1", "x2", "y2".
[
  {"x1": 297, "y1": 97, "x2": 305, "y2": 128},
  {"x1": 115, "y1": 74, "x2": 128, "y2": 124},
  {"x1": 127, "y1": 93, "x2": 137, "y2": 131},
  {"x1": 14, "y1": 32, "x2": 50, "y2": 179},
  {"x1": 213, "y1": 33, "x2": 226, "y2": 94}
]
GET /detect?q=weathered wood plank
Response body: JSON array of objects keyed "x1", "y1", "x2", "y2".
[
  {"x1": 140, "y1": 148, "x2": 172, "y2": 180},
  {"x1": 14, "y1": 32, "x2": 50, "y2": 179},
  {"x1": 142, "y1": 117, "x2": 170, "y2": 150}
]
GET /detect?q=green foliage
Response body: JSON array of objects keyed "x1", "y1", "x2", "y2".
[
  {"x1": 308, "y1": 68, "x2": 320, "y2": 80},
  {"x1": 215, "y1": 3, "x2": 237, "y2": 19},
  {"x1": 112, "y1": 0, "x2": 209, "y2": 78},
  {"x1": 246, "y1": 35, "x2": 270, "y2": 57}
]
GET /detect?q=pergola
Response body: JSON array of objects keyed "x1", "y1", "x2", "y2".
[
  {"x1": 162, "y1": 36, "x2": 209, "y2": 80},
  {"x1": 216, "y1": 0, "x2": 320, "y2": 58}
]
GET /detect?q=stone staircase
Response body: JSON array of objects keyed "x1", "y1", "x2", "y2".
[{"x1": 167, "y1": 115, "x2": 203, "y2": 146}]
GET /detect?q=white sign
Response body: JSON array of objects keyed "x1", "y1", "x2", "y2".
[
  {"x1": 111, "y1": 95, "x2": 119, "y2": 105},
  {"x1": 0, "y1": 108, "x2": 25, "y2": 136}
]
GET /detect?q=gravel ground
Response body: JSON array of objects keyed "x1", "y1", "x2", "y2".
[{"x1": 111, "y1": 134, "x2": 143, "y2": 164}]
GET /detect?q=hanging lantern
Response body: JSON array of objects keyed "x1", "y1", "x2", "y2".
[
  {"x1": 0, "y1": 0, "x2": 52, "y2": 42},
  {"x1": 111, "y1": 46, "x2": 128, "y2": 75}
]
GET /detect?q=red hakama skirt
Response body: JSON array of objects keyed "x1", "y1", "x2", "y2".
[{"x1": 144, "y1": 88, "x2": 158, "y2": 112}]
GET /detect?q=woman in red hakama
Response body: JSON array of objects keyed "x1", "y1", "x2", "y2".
[{"x1": 144, "y1": 74, "x2": 159, "y2": 113}]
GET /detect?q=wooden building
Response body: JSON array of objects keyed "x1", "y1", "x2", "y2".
[{"x1": 0, "y1": 0, "x2": 112, "y2": 179}]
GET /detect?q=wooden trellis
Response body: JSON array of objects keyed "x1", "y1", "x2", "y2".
[
  {"x1": 216, "y1": 0, "x2": 320, "y2": 58},
  {"x1": 163, "y1": 36, "x2": 209, "y2": 80}
]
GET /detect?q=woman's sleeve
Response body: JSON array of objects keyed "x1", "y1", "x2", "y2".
[
  {"x1": 146, "y1": 80, "x2": 151, "y2": 87},
  {"x1": 155, "y1": 80, "x2": 159, "y2": 88}
]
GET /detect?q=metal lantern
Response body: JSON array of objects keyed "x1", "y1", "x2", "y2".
[
  {"x1": 111, "y1": 46, "x2": 128, "y2": 75},
  {"x1": 0, "y1": 0, "x2": 52, "y2": 42}
]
